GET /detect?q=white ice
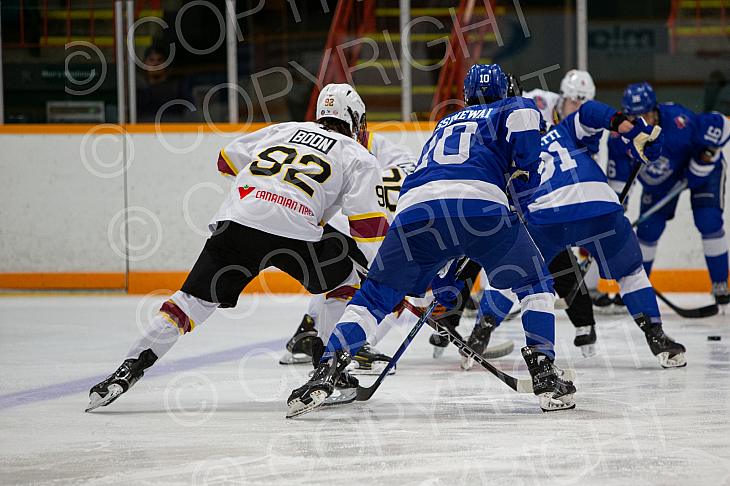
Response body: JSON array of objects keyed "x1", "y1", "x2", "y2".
[{"x1": 1, "y1": 293, "x2": 729, "y2": 485}]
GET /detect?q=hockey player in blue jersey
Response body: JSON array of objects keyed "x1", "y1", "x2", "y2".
[
  {"x1": 287, "y1": 64, "x2": 576, "y2": 417},
  {"x1": 607, "y1": 82, "x2": 730, "y2": 308},
  {"x1": 474, "y1": 96, "x2": 688, "y2": 369}
]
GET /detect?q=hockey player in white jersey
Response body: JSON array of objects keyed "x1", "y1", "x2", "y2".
[
  {"x1": 523, "y1": 69, "x2": 596, "y2": 128},
  {"x1": 86, "y1": 83, "x2": 390, "y2": 412},
  {"x1": 279, "y1": 129, "x2": 416, "y2": 373}
]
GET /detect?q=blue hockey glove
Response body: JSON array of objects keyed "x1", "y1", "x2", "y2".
[
  {"x1": 624, "y1": 117, "x2": 662, "y2": 164},
  {"x1": 430, "y1": 259, "x2": 467, "y2": 310}
]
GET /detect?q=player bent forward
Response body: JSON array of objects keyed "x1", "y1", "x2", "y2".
[
  {"x1": 86, "y1": 84, "x2": 390, "y2": 411},
  {"x1": 287, "y1": 63, "x2": 577, "y2": 418}
]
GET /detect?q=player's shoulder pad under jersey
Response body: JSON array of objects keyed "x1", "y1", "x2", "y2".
[
  {"x1": 695, "y1": 112, "x2": 730, "y2": 148},
  {"x1": 658, "y1": 102, "x2": 696, "y2": 131}
]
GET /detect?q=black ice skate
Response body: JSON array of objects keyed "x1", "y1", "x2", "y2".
[
  {"x1": 286, "y1": 350, "x2": 354, "y2": 418},
  {"x1": 635, "y1": 315, "x2": 687, "y2": 368},
  {"x1": 348, "y1": 343, "x2": 394, "y2": 376},
  {"x1": 429, "y1": 312, "x2": 463, "y2": 358},
  {"x1": 461, "y1": 315, "x2": 496, "y2": 370},
  {"x1": 574, "y1": 325, "x2": 597, "y2": 358},
  {"x1": 279, "y1": 314, "x2": 317, "y2": 365},
  {"x1": 86, "y1": 349, "x2": 158, "y2": 412},
  {"x1": 593, "y1": 293, "x2": 625, "y2": 315},
  {"x1": 521, "y1": 346, "x2": 576, "y2": 412},
  {"x1": 712, "y1": 282, "x2": 729, "y2": 309}
]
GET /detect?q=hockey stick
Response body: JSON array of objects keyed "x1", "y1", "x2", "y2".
[
  {"x1": 631, "y1": 179, "x2": 687, "y2": 228},
  {"x1": 354, "y1": 299, "x2": 438, "y2": 401},
  {"x1": 355, "y1": 258, "x2": 473, "y2": 401},
  {"x1": 654, "y1": 290, "x2": 718, "y2": 318},
  {"x1": 403, "y1": 301, "x2": 575, "y2": 393}
]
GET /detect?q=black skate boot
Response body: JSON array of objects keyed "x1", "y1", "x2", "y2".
[
  {"x1": 574, "y1": 325, "x2": 597, "y2": 358},
  {"x1": 593, "y1": 293, "x2": 623, "y2": 314},
  {"x1": 635, "y1": 315, "x2": 687, "y2": 368},
  {"x1": 286, "y1": 350, "x2": 353, "y2": 418},
  {"x1": 460, "y1": 315, "x2": 496, "y2": 370},
  {"x1": 279, "y1": 314, "x2": 317, "y2": 365},
  {"x1": 86, "y1": 349, "x2": 158, "y2": 412},
  {"x1": 349, "y1": 343, "x2": 394, "y2": 375},
  {"x1": 612, "y1": 293, "x2": 626, "y2": 311},
  {"x1": 521, "y1": 346, "x2": 576, "y2": 412},
  {"x1": 429, "y1": 312, "x2": 463, "y2": 358},
  {"x1": 712, "y1": 282, "x2": 730, "y2": 309}
]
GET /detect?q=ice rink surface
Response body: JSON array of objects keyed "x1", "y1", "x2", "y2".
[{"x1": 1, "y1": 293, "x2": 729, "y2": 485}]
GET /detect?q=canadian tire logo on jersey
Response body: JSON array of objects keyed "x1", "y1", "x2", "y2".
[{"x1": 238, "y1": 185, "x2": 255, "y2": 199}]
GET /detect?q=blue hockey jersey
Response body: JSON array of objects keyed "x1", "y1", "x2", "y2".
[
  {"x1": 525, "y1": 100, "x2": 623, "y2": 225},
  {"x1": 607, "y1": 103, "x2": 729, "y2": 194},
  {"x1": 395, "y1": 97, "x2": 542, "y2": 224}
]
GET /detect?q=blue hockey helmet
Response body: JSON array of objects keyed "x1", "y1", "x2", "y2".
[
  {"x1": 463, "y1": 63, "x2": 508, "y2": 104},
  {"x1": 622, "y1": 82, "x2": 657, "y2": 115}
]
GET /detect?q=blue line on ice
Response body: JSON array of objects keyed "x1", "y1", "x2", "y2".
[{"x1": 0, "y1": 339, "x2": 285, "y2": 410}]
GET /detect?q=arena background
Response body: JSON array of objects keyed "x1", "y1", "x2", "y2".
[{"x1": 1, "y1": 0, "x2": 728, "y2": 293}]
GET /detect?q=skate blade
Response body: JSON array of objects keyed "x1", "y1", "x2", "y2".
[
  {"x1": 432, "y1": 346, "x2": 446, "y2": 359},
  {"x1": 460, "y1": 356, "x2": 475, "y2": 371},
  {"x1": 85, "y1": 384, "x2": 123, "y2": 412},
  {"x1": 348, "y1": 361, "x2": 395, "y2": 376},
  {"x1": 658, "y1": 352, "x2": 687, "y2": 368},
  {"x1": 579, "y1": 343, "x2": 597, "y2": 358},
  {"x1": 539, "y1": 392, "x2": 576, "y2": 412},
  {"x1": 286, "y1": 390, "x2": 328, "y2": 419},
  {"x1": 322, "y1": 387, "x2": 357, "y2": 407},
  {"x1": 278, "y1": 352, "x2": 312, "y2": 365}
]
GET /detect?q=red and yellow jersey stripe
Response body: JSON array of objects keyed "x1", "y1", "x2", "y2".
[
  {"x1": 217, "y1": 148, "x2": 238, "y2": 177},
  {"x1": 348, "y1": 212, "x2": 389, "y2": 242}
]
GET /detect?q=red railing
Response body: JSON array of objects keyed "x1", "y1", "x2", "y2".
[
  {"x1": 668, "y1": 0, "x2": 728, "y2": 54},
  {"x1": 305, "y1": 0, "x2": 376, "y2": 121},
  {"x1": 431, "y1": 0, "x2": 496, "y2": 121},
  {"x1": 4, "y1": 0, "x2": 162, "y2": 49}
]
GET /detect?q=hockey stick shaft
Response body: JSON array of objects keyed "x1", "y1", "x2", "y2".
[
  {"x1": 655, "y1": 290, "x2": 718, "y2": 318},
  {"x1": 402, "y1": 300, "x2": 529, "y2": 393},
  {"x1": 355, "y1": 258, "x2": 473, "y2": 401},
  {"x1": 631, "y1": 180, "x2": 687, "y2": 228},
  {"x1": 355, "y1": 300, "x2": 437, "y2": 401}
]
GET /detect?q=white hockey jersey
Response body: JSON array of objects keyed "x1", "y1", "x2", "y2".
[
  {"x1": 214, "y1": 122, "x2": 389, "y2": 261},
  {"x1": 326, "y1": 131, "x2": 416, "y2": 237},
  {"x1": 363, "y1": 131, "x2": 416, "y2": 221},
  {"x1": 523, "y1": 88, "x2": 561, "y2": 127}
]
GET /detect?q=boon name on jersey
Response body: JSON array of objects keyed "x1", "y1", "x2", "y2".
[
  {"x1": 288, "y1": 129, "x2": 337, "y2": 154},
  {"x1": 435, "y1": 108, "x2": 493, "y2": 130}
]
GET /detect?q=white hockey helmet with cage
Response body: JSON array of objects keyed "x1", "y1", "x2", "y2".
[
  {"x1": 559, "y1": 69, "x2": 596, "y2": 101},
  {"x1": 316, "y1": 83, "x2": 366, "y2": 138}
]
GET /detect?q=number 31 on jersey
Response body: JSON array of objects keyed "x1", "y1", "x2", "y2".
[{"x1": 538, "y1": 140, "x2": 578, "y2": 184}]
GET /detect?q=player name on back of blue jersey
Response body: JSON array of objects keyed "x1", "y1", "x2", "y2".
[{"x1": 435, "y1": 107, "x2": 493, "y2": 130}]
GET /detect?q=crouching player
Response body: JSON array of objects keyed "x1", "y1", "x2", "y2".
[
  {"x1": 86, "y1": 84, "x2": 390, "y2": 411},
  {"x1": 287, "y1": 63, "x2": 576, "y2": 418},
  {"x1": 608, "y1": 82, "x2": 730, "y2": 308},
  {"x1": 479, "y1": 97, "x2": 687, "y2": 368},
  {"x1": 279, "y1": 94, "x2": 417, "y2": 373}
]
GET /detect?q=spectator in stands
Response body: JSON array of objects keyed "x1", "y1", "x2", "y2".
[{"x1": 136, "y1": 45, "x2": 186, "y2": 122}]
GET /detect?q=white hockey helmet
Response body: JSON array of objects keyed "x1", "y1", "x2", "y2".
[
  {"x1": 316, "y1": 83, "x2": 366, "y2": 138},
  {"x1": 559, "y1": 69, "x2": 596, "y2": 101}
]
